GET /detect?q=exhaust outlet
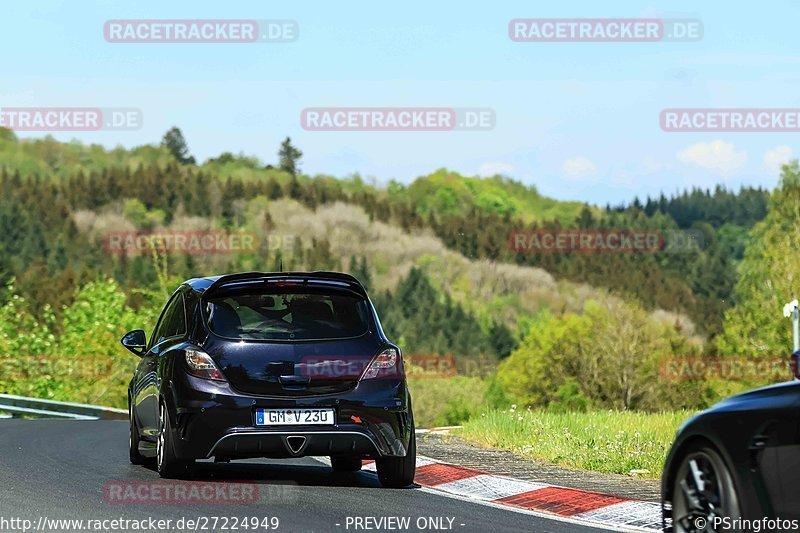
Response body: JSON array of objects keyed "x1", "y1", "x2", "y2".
[{"x1": 286, "y1": 435, "x2": 307, "y2": 454}]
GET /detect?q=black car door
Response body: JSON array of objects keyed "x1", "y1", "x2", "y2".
[
  {"x1": 135, "y1": 292, "x2": 184, "y2": 437},
  {"x1": 771, "y1": 392, "x2": 800, "y2": 520},
  {"x1": 743, "y1": 385, "x2": 800, "y2": 521}
]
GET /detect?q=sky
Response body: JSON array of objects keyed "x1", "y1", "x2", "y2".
[{"x1": 2, "y1": 1, "x2": 799, "y2": 205}]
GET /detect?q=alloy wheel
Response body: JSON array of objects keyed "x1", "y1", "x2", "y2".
[{"x1": 671, "y1": 449, "x2": 738, "y2": 532}]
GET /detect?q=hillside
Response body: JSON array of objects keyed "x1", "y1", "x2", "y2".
[
  {"x1": 0, "y1": 131, "x2": 769, "y2": 333},
  {"x1": 0, "y1": 131, "x2": 779, "y2": 417}
]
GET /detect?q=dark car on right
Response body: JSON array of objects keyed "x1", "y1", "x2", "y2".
[{"x1": 662, "y1": 378, "x2": 800, "y2": 532}]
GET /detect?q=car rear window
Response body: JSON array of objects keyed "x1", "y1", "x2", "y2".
[{"x1": 205, "y1": 291, "x2": 371, "y2": 340}]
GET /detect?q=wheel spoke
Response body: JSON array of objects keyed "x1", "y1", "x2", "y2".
[
  {"x1": 688, "y1": 459, "x2": 706, "y2": 493},
  {"x1": 680, "y1": 478, "x2": 704, "y2": 511},
  {"x1": 675, "y1": 512, "x2": 698, "y2": 530}
]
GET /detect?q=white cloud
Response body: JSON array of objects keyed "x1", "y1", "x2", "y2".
[
  {"x1": 763, "y1": 145, "x2": 793, "y2": 176},
  {"x1": 676, "y1": 140, "x2": 747, "y2": 177},
  {"x1": 610, "y1": 157, "x2": 671, "y2": 187},
  {"x1": 477, "y1": 162, "x2": 515, "y2": 177},
  {"x1": 561, "y1": 156, "x2": 598, "y2": 180},
  {"x1": 641, "y1": 155, "x2": 667, "y2": 174}
]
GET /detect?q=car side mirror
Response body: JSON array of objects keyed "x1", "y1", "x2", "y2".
[{"x1": 121, "y1": 330, "x2": 147, "y2": 357}]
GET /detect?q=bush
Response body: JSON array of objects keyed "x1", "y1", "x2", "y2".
[
  {"x1": 408, "y1": 376, "x2": 489, "y2": 428},
  {"x1": 496, "y1": 298, "x2": 710, "y2": 411},
  {"x1": 0, "y1": 279, "x2": 160, "y2": 406},
  {"x1": 548, "y1": 379, "x2": 589, "y2": 413}
]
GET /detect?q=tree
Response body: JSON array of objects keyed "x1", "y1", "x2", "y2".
[
  {"x1": 349, "y1": 256, "x2": 372, "y2": 291},
  {"x1": 278, "y1": 137, "x2": 302, "y2": 176},
  {"x1": 489, "y1": 321, "x2": 517, "y2": 358},
  {"x1": 161, "y1": 127, "x2": 195, "y2": 165},
  {"x1": 496, "y1": 298, "x2": 705, "y2": 411},
  {"x1": 718, "y1": 160, "x2": 800, "y2": 358},
  {"x1": 0, "y1": 127, "x2": 17, "y2": 143}
]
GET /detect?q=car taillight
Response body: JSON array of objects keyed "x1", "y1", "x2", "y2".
[
  {"x1": 185, "y1": 349, "x2": 226, "y2": 381},
  {"x1": 362, "y1": 348, "x2": 402, "y2": 380}
]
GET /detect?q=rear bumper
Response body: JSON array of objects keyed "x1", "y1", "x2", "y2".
[
  {"x1": 206, "y1": 430, "x2": 383, "y2": 459},
  {"x1": 165, "y1": 373, "x2": 413, "y2": 460}
]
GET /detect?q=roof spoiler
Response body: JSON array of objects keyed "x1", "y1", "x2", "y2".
[{"x1": 202, "y1": 271, "x2": 368, "y2": 298}]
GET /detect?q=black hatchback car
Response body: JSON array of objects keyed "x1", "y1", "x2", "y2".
[{"x1": 122, "y1": 271, "x2": 415, "y2": 487}]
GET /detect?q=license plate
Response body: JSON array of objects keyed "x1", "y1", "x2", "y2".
[{"x1": 255, "y1": 408, "x2": 335, "y2": 426}]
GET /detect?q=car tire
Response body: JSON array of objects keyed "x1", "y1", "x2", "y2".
[
  {"x1": 670, "y1": 443, "x2": 741, "y2": 533},
  {"x1": 157, "y1": 401, "x2": 191, "y2": 479},
  {"x1": 376, "y1": 424, "x2": 416, "y2": 488},
  {"x1": 129, "y1": 401, "x2": 146, "y2": 465},
  {"x1": 330, "y1": 456, "x2": 363, "y2": 472}
]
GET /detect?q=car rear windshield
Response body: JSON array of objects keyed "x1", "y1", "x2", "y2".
[{"x1": 205, "y1": 291, "x2": 371, "y2": 341}]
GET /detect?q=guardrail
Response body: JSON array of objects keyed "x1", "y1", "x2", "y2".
[{"x1": 0, "y1": 394, "x2": 127, "y2": 420}]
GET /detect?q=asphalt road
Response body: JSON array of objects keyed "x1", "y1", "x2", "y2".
[{"x1": 0, "y1": 420, "x2": 611, "y2": 533}]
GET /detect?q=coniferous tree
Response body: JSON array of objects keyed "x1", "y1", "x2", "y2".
[
  {"x1": 278, "y1": 137, "x2": 302, "y2": 176},
  {"x1": 161, "y1": 127, "x2": 195, "y2": 165}
]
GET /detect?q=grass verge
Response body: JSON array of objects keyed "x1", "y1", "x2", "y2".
[
  {"x1": 457, "y1": 408, "x2": 692, "y2": 478},
  {"x1": 408, "y1": 376, "x2": 489, "y2": 428}
]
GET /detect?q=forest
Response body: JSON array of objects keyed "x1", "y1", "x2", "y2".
[{"x1": 0, "y1": 127, "x2": 791, "y2": 425}]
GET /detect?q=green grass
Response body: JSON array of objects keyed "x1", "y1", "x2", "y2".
[
  {"x1": 458, "y1": 409, "x2": 693, "y2": 478},
  {"x1": 408, "y1": 376, "x2": 489, "y2": 429}
]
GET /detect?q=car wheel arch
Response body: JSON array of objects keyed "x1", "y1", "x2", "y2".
[
  {"x1": 665, "y1": 434, "x2": 737, "y2": 486},
  {"x1": 663, "y1": 434, "x2": 751, "y2": 525},
  {"x1": 158, "y1": 385, "x2": 180, "y2": 429}
]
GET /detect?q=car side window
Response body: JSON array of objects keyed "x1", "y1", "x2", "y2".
[
  {"x1": 163, "y1": 293, "x2": 187, "y2": 339},
  {"x1": 149, "y1": 293, "x2": 186, "y2": 349},
  {"x1": 148, "y1": 303, "x2": 170, "y2": 350}
]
